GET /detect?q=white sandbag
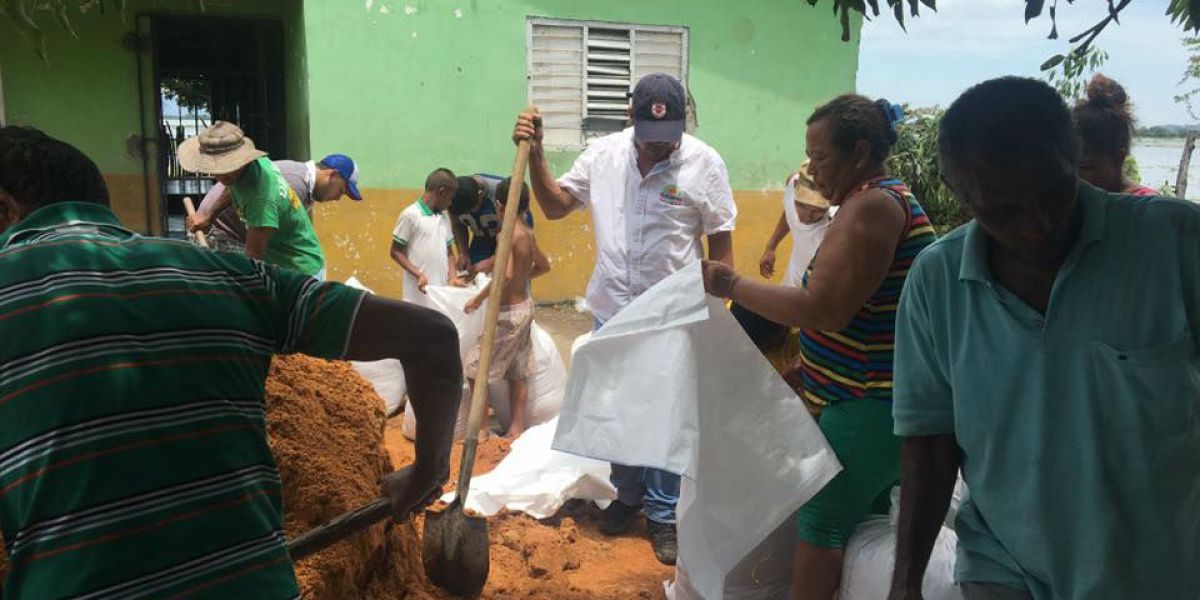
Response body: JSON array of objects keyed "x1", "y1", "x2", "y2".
[
  {"x1": 352, "y1": 358, "x2": 407, "y2": 415},
  {"x1": 402, "y1": 282, "x2": 565, "y2": 440},
  {"x1": 439, "y1": 416, "x2": 615, "y2": 518},
  {"x1": 344, "y1": 276, "x2": 408, "y2": 414},
  {"x1": 570, "y1": 332, "x2": 592, "y2": 359},
  {"x1": 669, "y1": 502, "x2": 797, "y2": 599},
  {"x1": 839, "y1": 516, "x2": 961, "y2": 600},
  {"x1": 486, "y1": 323, "x2": 566, "y2": 432},
  {"x1": 946, "y1": 475, "x2": 967, "y2": 530}
]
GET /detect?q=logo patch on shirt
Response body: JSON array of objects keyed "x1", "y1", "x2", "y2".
[{"x1": 659, "y1": 185, "x2": 685, "y2": 206}]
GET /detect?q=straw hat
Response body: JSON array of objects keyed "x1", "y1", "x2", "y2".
[
  {"x1": 177, "y1": 121, "x2": 267, "y2": 175},
  {"x1": 793, "y1": 160, "x2": 831, "y2": 210}
]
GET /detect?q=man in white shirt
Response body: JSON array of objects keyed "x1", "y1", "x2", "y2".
[
  {"x1": 390, "y1": 168, "x2": 462, "y2": 307},
  {"x1": 512, "y1": 73, "x2": 737, "y2": 566}
]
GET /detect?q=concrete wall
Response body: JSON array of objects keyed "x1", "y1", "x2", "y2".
[
  {"x1": 304, "y1": 0, "x2": 861, "y2": 300},
  {"x1": 0, "y1": 0, "x2": 306, "y2": 234}
]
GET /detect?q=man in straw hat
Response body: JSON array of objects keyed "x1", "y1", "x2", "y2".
[
  {"x1": 759, "y1": 161, "x2": 833, "y2": 288},
  {"x1": 187, "y1": 152, "x2": 362, "y2": 253},
  {"x1": 179, "y1": 121, "x2": 327, "y2": 278}
]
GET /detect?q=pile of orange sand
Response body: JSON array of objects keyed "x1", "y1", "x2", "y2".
[{"x1": 265, "y1": 354, "x2": 448, "y2": 599}]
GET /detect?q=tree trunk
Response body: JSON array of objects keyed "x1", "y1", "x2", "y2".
[{"x1": 1176, "y1": 132, "x2": 1197, "y2": 199}]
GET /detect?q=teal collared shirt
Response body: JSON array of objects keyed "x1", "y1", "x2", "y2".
[{"x1": 894, "y1": 184, "x2": 1200, "y2": 600}]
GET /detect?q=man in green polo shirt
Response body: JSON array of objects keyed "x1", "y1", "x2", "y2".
[
  {"x1": 0, "y1": 126, "x2": 460, "y2": 598},
  {"x1": 180, "y1": 121, "x2": 326, "y2": 278},
  {"x1": 888, "y1": 77, "x2": 1200, "y2": 600}
]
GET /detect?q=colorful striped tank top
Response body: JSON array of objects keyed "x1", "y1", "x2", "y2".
[{"x1": 798, "y1": 177, "x2": 936, "y2": 406}]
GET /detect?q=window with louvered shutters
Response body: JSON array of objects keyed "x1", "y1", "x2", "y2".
[{"x1": 527, "y1": 18, "x2": 689, "y2": 149}]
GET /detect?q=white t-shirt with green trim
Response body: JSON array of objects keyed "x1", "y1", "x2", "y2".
[{"x1": 392, "y1": 198, "x2": 453, "y2": 306}]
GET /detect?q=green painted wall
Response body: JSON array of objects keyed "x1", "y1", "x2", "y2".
[
  {"x1": 303, "y1": 0, "x2": 862, "y2": 191},
  {"x1": 0, "y1": 0, "x2": 306, "y2": 231}
]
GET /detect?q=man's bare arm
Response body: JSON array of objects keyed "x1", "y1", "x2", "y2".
[
  {"x1": 513, "y1": 112, "x2": 579, "y2": 220},
  {"x1": 389, "y1": 240, "x2": 423, "y2": 279},
  {"x1": 188, "y1": 187, "x2": 233, "y2": 233},
  {"x1": 888, "y1": 435, "x2": 962, "y2": 600},
  {"x1": 344, "y1": 296, "x2": 460, "y2": 509},
  {"x1": 530, "y1": 237, "x2": 551, "y2": 279},
  {"x1": 452, "y1": 220, "x2": 471, "y2": 272}
]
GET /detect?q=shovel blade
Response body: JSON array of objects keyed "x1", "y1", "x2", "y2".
[{"x1": 422, "y1": 498, "x2": 489, "y2": 597}]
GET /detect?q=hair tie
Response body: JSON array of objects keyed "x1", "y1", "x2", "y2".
[{"x1": 875, "y1": 99, "x2": 904, "y2": 132}]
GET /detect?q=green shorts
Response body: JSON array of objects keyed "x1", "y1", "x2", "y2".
[{"x1": 797, "y1": 398, "x2": 902, "y2": 549}]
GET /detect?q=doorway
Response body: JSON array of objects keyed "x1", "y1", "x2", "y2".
[{"x1": 147, "y1": 15, "x2": 286, "y2": 238}]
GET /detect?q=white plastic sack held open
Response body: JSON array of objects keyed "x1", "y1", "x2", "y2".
[{"x1": 554, "y1": 263, "x2": 842, "y2": 600}]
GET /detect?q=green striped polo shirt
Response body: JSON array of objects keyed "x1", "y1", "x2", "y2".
[{"x1": 0, "y1": 202, "x2": 365, "y2": 598}]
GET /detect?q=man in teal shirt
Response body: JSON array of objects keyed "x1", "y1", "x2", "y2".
[
  {"x1": 889, "y1": 77, "x2": 1200, "y2": 600},
  {"x1": 180, "y1": 122, "x2": 326, "y2": 278}
]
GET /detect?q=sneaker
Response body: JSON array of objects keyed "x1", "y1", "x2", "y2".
[
  {"x1": 646, "y1": 519, "x2": 678, "y2": 566},
  {"x1": 599, "y1": 501, "x2": 641, "y2": 536}
]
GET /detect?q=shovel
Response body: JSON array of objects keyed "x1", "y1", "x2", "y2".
[
  {"x1": 181, "y1": 197, "x2": 208, "y2": 248},
  {"x1": 422, "y1": 107, "x2": 538, "y2": 597}
]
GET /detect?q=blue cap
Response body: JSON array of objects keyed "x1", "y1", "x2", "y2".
[{"x1": 320, "y1": 154, "x2": 362, "y2": 201}]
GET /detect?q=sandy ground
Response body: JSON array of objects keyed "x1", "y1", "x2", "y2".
[
  {"x1": 532, "y1": 303, "x2": 594, "y2": 369},
  {"x1": 381, "y1": 304, "x2": 675, "y2": 599}
]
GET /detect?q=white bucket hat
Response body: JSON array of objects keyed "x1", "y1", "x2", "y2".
[
  {"x1": 177, "y1": 121, "x2": 267, "y2": 175},
  {"x1": 793, "y1": 160, "x2": 831, "y2": 210}
]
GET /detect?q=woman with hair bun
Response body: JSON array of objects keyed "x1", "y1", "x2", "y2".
[
  {"x1": 1073, "y1": 74, "x2": 1158, "y2": 195},
  {"x1": 702, "y1": 94, "x2": 937, "y2": 599}
]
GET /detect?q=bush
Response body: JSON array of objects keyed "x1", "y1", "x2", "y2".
[{"x1": 886, "y1": 108, "x2": 972, "y2": 235}]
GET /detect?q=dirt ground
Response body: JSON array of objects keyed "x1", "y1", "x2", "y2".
[
  {"x1": 382, "y1": 304, "x2": 675, "y2": 599},
  {"x1": 533, "y1": 303, "x2": 594, "y2": 369},
  {"x1": 384, "y1": 425, "x2": 673, "y2": 599}
]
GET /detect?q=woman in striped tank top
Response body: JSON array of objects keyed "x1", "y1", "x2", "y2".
[{"x1": 703, "y1": 95, "x2": 937, "y2": 599}]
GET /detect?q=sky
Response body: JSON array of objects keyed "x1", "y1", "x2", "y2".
[{"x1": 858, "y1": 0, "x2": 1195, "y2": 126}]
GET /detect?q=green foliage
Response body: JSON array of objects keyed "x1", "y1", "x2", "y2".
[
  {"x1": 1139, "y1": 124, "x2": 1200, "y2": 137},
  {"x1": 808, "y1": 0, "x2": 1200, "y2": 44},
  {"x1": 885, "y1": 107, "x2": 971, "y2": 235},
  {"x1": 161, "y1": 77, "x2": 210, "y2": 112},
  {"x1": 1174, "y1": 36, "x2": 1200, "y2": 120},
  {"x1": 1043, "y1": 46, "x2": 1109, "y2": 102}
]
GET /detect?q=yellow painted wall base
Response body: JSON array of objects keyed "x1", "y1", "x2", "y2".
[
  {"x1": 103, "y1": 173, "x2": 158, "y2": 235},
  {"x1": 314, "y1": 188, "x2": 795, "y2": 302}
]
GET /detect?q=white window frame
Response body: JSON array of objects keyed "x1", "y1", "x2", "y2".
[{"x1": 526, "y1": 17, "x2": 690, "y2": 150}]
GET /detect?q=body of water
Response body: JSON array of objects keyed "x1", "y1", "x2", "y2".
[{"x1": 1132, "y1": 137, "x2": 1200, "y2": 199}]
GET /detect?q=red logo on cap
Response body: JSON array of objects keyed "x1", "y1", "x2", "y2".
[{"x1": 651, "y1": 102, "x2": 667, "y2": 119}]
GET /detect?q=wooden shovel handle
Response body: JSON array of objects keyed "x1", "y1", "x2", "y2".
[
  {"x1": 455, "y1": 107, "x2": 538, "y2": 498},
  {"x1": 287, "y1": 497, "x2": 392, "y2": 561},
  {"x1": 182, "y1": 197, "x2": 208, "y2": 248}
]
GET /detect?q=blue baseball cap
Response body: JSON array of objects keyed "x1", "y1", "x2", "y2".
[{"x1": 320, "y1": 154, "x2": 362, "y2": 201}]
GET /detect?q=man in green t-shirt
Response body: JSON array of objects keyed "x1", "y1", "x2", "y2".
[
  {"x1": 0, "y1": 126, "x2": 460, "y2": 598},
  {"x1": 180, "y1": 122, "x2": 327, "y2": 278}
]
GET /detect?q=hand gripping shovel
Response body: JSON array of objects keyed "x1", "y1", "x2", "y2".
[{"x1": 422, "y1": 108, "x2": 537, "y2": 597}]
